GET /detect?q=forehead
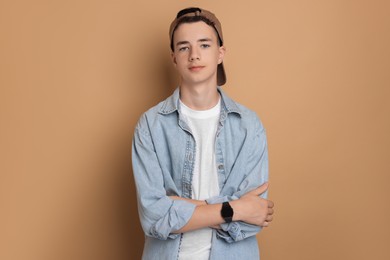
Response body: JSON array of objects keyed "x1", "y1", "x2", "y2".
[{"x1": 173, "y1": 21, "x2": 218, "y2": 43}]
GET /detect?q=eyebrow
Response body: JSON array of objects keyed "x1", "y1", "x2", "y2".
[{"x1": 176, "y1": 38, "x2": 213, "y2": 46}]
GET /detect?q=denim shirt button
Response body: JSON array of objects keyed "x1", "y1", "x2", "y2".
[{"x1": 218, "y1": 164, "x2": 224, "y2": 170}]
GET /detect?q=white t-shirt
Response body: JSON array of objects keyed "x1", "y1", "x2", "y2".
[{"x1": 177, "y1": 97, "x2": 221, "y2": 260}]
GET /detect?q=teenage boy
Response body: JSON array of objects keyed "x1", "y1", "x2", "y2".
[{"x1": 132, "y1": 7, "x2": 274, "y2": 260}]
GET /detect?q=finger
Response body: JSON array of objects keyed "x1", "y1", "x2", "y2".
[
  {"x1": 262, "y1": 221, "x2": 269, "y2": 227},
  {"x1": 268, "y1": 208, "x2": 274, "y2": 215},
  {"x1": 249, "y1": 182, "x2": 269, "y2": 195},
  {"x1": 268, "y1": 200, "x2": 274, "y2": 208},
  {"x1": 266, "y1": 215, "x2": 273, "y2": 222}
]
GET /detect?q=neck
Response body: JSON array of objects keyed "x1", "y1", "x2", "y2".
[{"x1": 179, "y1": 82, "x2": 219, "y2": 110}]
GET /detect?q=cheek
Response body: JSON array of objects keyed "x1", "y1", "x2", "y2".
[
  {"x1": 209, "y1": 49, "x2": 221, "y2": 62},
  {"x1": 174, "y1": 60, "x2": 188, "y2": 72},
  {"x1": 175, "y1": 59, "x2": 185, "y2": 69},
  {"x1": 174, "y1": 54, "x2": 187, "y2": 65},
  {"x1": 212, "y1": 53, "x2": 222, "y2": 65}
]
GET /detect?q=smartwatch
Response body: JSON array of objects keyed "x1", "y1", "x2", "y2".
[{"x1": 221, "y1": 201, "x2": 234, "y2": 223}]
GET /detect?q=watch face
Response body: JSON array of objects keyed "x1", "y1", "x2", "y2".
[
  {"x1": 221, "y1": 202, "x2": 233, "y2": 222},
  {"x1": 221, "y1": 204, "x2": 233, "y2": 216}
]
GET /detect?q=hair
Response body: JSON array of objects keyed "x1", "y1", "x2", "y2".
[{"x1": 170, "y1": 15, "x2": 222, "y2": 51}]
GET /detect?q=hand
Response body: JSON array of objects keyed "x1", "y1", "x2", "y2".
[{"x1": 231, "y1": 182, "x2": 274, "y2": 227}]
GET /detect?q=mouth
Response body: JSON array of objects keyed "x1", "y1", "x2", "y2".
[{"x1": 188, "y1": 66, "x2": 205, "y2": 72}]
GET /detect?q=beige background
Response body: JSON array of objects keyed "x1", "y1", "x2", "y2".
[{"x1": 1, "y1": 0, "x2": 389, "y2": 259}]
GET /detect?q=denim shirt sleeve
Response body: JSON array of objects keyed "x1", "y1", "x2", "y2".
[
  {"x1": 206, "y1": 119, "x2": 269, "y2": 243},
  {"x1": 132, "y1": 116, "x2": 196, "y2": 240}
]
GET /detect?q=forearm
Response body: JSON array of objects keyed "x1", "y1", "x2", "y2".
[
  {"x1": 169, "y1": 194, "x2": 268, "y2": 234},
  {"x1": 172, "y1": 202, "x2": 225, "y2": 233},
  {"x1": 170, "y1": 185, "x2": 272, "y2": 243}
]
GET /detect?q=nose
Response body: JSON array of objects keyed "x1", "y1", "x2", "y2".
[{"x1": 189, "y1": 47, "x2": 200, "y2": 61}]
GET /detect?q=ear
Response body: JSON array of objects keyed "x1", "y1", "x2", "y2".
[
  {"x1": 171, "y1": 52, "x2": 177, "y2": 67},
  {"x1": 218, "y1": 46, "x2": 226, "y2": 64}
]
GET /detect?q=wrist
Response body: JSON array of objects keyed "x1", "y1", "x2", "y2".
[{"x1": 229, "y1": 200, "x2": 242, "y2": 222}]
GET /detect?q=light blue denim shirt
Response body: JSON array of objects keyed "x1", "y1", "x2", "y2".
[{"x1": 132, "y1": 87, "x2": 269, "y2": 260}]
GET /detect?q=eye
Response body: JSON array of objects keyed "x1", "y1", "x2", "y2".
[
  {"x1": 201, "y1": 44, "x2": 210, "y2": 48},
  {"x1": 178, "y1": 46, "x2": 189, "y2": 52}
]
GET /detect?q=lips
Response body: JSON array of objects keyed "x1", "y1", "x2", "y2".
[{"x1": 189, "y1": 66, "x2": 205, "y2": 72}]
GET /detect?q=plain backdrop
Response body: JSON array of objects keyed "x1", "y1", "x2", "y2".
[{"x1": 1, "y1": 1, "x2": 389, "y2": 259}]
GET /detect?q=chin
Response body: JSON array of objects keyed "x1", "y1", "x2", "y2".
[{"x1": 183, "y1": 75, "x2": 216, "y2": 86}]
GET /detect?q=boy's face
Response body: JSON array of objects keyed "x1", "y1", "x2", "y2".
[{"x1": 171, "y1": 21, "x2": 225, "y2": 87}]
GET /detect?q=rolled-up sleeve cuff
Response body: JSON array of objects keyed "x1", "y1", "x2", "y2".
[
  {"x1": 217, "y1": 221, "x2": 261, "y2": 243},
  {"x1": 150, "y1": 199, "x2": 196, "y2": 240},
  {"x1": 219, "y1": 222, "x2": 244, "y2": 241}
]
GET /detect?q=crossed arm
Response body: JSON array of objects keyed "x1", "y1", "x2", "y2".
[{"x1": 169, "y1": 183, "x2": 274, "y2": 233}]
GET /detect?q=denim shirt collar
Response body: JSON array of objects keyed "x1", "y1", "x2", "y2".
[{"x1": 158, "y1": 87, "x2": 242, "y2": 116}]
